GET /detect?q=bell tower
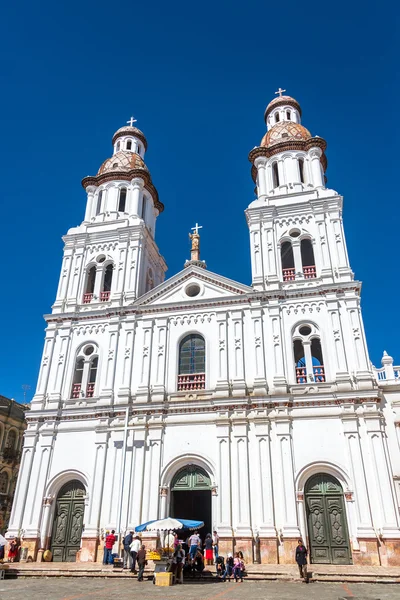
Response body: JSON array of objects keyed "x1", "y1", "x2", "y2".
[
  {"x1": 246, "y1": 90, "x2": 353, "y2": 291},
  {"x1": 52, "y1": 119, "x2": 167, "y2": 314}
]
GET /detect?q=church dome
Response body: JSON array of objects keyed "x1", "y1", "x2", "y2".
[
  {"x1": 264, "y1": 95, "x2": 301, "y2": 119},
  {"x1": 112, "y1": 126, "x2": 147, "y2": 150},
  {"x1": 260, "y1": 121, "x2": 311, "y2": 148},
  {"x1": 97, "y1": 151, "x2": 148, "y2": 175}
]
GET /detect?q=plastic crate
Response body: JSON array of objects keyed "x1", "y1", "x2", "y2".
[{"x1": 155, "y1": 572, "x2": 173, "y2": 586}]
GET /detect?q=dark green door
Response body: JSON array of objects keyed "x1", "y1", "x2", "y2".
[
  {"x1": 51, "y1": 480, "x2": 85, "y2": 562},
  {"x1": 305, "y1": 473, "x2": 351, "y2": 565},
  {"x1": 170, "y1": 465, "x2": 212, "y2": 536}
]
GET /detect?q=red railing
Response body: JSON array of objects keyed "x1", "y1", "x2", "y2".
[
  {"x1": 100, "y1": 291, "x2": 110, "y2": 302},
  {"x1": 83, "y1": 293, "x2": 93, "y2": 304},
  {"x1": 177, "y1": 373, "x2": 206, "y2": 391},
  {"x1": 313, "y1": 365, "x2": 325, "y2": 382},
  {"x1": 283, "y1": 268, "x2": 296, "y2": 281},
  {"x1": 71, "y1": 383, "x2": 81, "y2": 398},
  {"x1": 86, "y1": 383, "x2": 95, "y2": 398},
  {"x1": 296, "y1": 367, "x2": 307, "y2": 383},
  {"x1": 303, "y1": 265, "x2": 316, "y2": 279}
]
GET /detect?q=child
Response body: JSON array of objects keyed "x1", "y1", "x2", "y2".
[
  {"x1": 215, "y1": 555, "x2": 225, "y2": 577},
  {"x1": 233, "y1": 552, "x2": 244, "y2": 582}
]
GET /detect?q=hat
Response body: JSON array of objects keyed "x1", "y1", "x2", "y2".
[{"x1": 227, "y1": 552, "x2": 232, "y2": 557}]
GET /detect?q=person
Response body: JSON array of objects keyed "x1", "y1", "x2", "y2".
[
  {"x1": 188, "y1": 530, "x2": 201, "y2": 560},
  {"x1": 103, "y1": 530, "x2": 116, "y2": 565},
  {"x1": 173, "y1": 532, "x2": 179, "y2": 550},
  {"x1": 137, "y1": 544, "x2": 147, "y2": 581},
  {"x1": 212, "y1": 530, "x2": 219, "y2": 563},
  {"x1": 0, "y1": 533, "x2": 6, "y2": 562},
  {"x1": 295, "y1": 539, "x2": 308, "y2": 583},
  {"x1": 122, "y1": 530, "x2": 133, "y2": 570},
  {"x1": 191, "y1": 549, "x2": 204, "y2": 578},
  {"x1": 204, "y1": 533, "x2": 213, "y2": 565},
  {"x1": 130, "y1": 535, "x2": 141, "y2": 573},
  {"x1": 171, "y1": 543, "x2": 185, "y2": 583},
  {"x1": 222, "y1": 552, "x2": 233, "y2": 582},
  {"x1": 233, "y1": 552, "x2": 244, "y2": 583},
  {"x1": 215, "y1": 555, "x2": 225, "y2": 577},
  {"x1": 8, "y1": 538, "x2": 20, "y2": 563}
]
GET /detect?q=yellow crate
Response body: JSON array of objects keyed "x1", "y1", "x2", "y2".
[{"x1": 155, "y1": 572, "x2": 173, "y2": 587}]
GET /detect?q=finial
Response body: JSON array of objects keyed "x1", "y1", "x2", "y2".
[
  {"x1": 189, "y1": 223, "x2": 202, "y2": 262},
  {"x1": 126, "y1": 116, "x2": 137, "y2": 127},
  {"x1": 275, "y1": 87, "x2": 286, "y2": 97}
]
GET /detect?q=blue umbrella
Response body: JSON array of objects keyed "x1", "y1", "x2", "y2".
[{"x1": 135, "y1": 517, "x2": 204, "y2": 532}]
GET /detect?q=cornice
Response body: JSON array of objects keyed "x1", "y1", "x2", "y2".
[
  {"x1": 81, "y1": 168, "x2": 164, "y2": 213},
  {"x1": 44, "y1": 281, "x2": 362, "y2": 325}
]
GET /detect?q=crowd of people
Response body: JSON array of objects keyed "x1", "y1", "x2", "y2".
[{"x1": 0, "y1": 534, "x2": 20, "y2": 563}]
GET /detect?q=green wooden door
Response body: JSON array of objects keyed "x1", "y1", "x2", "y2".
[
  {"x1": 51, "y1": 480, "x2": 85, "y2": 562},
  {"x1": 305, "y1": 474, "x2": 351, "y2": 565}
]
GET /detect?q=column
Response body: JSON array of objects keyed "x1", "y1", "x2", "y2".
[
  {"x1": 269, "y1": 304, "x2": 287, "y2": 392},
  {"x1": 254, "y1": 157, "x2": 267, "y2": 198},
  {"x1": 84, "y1": 186, "x2": 96, "y2": 222},
  {"x1": 130, "y1": 178, "x2": 144, "y2": 216},
  {"x1": 48, "y1": 325, "x2": 71, "y2": 406},
  {"x1": 309, "y1": 148, "x2": 324, "y2": 187},
  {"x1": 129, "y1": 421, "x2": 147, "y2": 526},
  {"x1": 229, "y1": 311, "x2": 246, "y2": 396},
  {"x1": 291, "y1": 239, "x2": 303, "y2": 277},
  {"x1": 31, "y1": 325, "x2": 58, "y2": 407},
  {"x1": 54, "y1": 248, "x2": 73, "y2": 309},
  {"x1": 261, "y1": 217, "x2": 280, "y2": 287},
  {"x1": 84, "y1": 430, "x2": 109, "y2": 539},
  {"x1": 249, "y1": 221, "x2": 264, "y2": 288},
  {"x1": 214, "y1": 312, "x2": 229, "y2": 396},
  {"x1": 363, "y1": 406, "x2": 400, "y2": 537},
  {"x1": 327, "y1": 300, "x2": 351, "y2": 387},
  {"x1": 216, "y1": 415, "x2": 233, "y2": 538},
  {"x1": 231, "y1": 415, "x2": 253, "y2": 563},
  {"x1": 124, "y1": 241, "x2": 138, "y2": 301},
  {"x1": 141, "y1": 424, "x2": 163, "y2": 522},
  {"x1": 341, "y1": 409, "x2": 374, "y2": 538},
  {"x1": 159, "y1": 487, "x2": 168, "y2": 519},
  {"x1": 99, "y1": 320, "x2": 120, "y2": 403},
  {"x1": 136, "y1": 321, "x2": 153, "y2": 401},
  {"x1": 251, "y1": 310, "x2": 268, "y2": 395},
  {"x1": 117, "y1": 321, "x2": 136, "y2": 403},
  {"x1": 115, "y1": 238, "x2": 128, "y2": 296},
  {"x1": 66, "y1": 245, "x2": 85, "y2": 307},
  {"x1": 150, "y1": 318, "x2": 168, "y2": 401}
]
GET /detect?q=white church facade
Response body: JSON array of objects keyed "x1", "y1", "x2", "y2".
[{"x1": 7, "y1": 93, "x2": 400, "y2": 566}]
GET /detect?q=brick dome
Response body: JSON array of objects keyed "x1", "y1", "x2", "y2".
[
  {"x1": 260, "y1": 121, "x2": 311, "y2": 148},
  {"x1": 97, "y1": 151, "x2": 148, "y2": 175}
]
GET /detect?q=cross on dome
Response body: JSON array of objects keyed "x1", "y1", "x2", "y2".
[
  {"x1": 275, "y1": 87, "x2": 286, "y2": 97},
  {"x1": 126, "y1": 116, "x2": 137, "y2": 126},
  {"x1": 191, "y1": 222, "x2": 203, "y2": 235}
]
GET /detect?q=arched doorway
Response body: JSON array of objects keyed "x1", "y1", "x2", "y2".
[
  {"x1": 305, "y1": 473, "x2": 351, "y2": 564},
  {"x1": 50, "y1": 480, "x2": 85, "y2": 562},
  {"x1": 170, "y1": 465, "x2": 212, "y2": 537}
]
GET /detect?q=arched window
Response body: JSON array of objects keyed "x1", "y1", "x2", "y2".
[
  {"x1": 141, "y1": 196, "x2": 147, "y2": 220},
  {"x1": 275, "y1": 112, "x2": 280, "y2": 123},
  {"x1": 100, "y1": 264, "x2": 113, "y2": 301},
  {"x1": 86, "y1": 357, "x2": 98, "y2": 398},
  {"x1": 118, "y1": 188, "x2": 127, "y2": 212},
  {"x1": 5, "y1": 430, "x2": 17, "y2": 451},
  {"x1": 70, "y1": 345, "x2": 99, "y2": 400},
  {"x1": 272, "y1": 163, "x2": 280, "y2": 188},
  {"x1": 116, "y1": 141, "x2": 120, "y2": 152},
  {"x1": 293, "y1": 324, "x2": 325, "y2": 383},
  {"x1": 281, "y1": 241, "x2": 295, "y2": 281},
  {"x1": 286, "y1": 110, "x2": 291, "y2": 120},
  {"x1": 0, "y1": 471, "x2": 8, "y2": 494},
  {"x1": 71, "y1": 357, "x2": 84, "y2": 398},
  {"x1": 301, "y1": 239, "x2": 316, "y2": 278},
  {"x1": 299, "y1": 158, "x2": 305, "y2": 183},
  {"x1": 126, "y1": 140, "x2": 132, "y2": 150},
  {"x1": 83, "y1": 266, "x2": 96, "y2": 303},
  {"x1": 178, "y1": 334, "x2": 206, "y2": 391},
  {"x1": 96, "y1": 190, "x2": 103, "y2": 215}
]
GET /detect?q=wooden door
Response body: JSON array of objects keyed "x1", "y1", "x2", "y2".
[
  {"x1": 306, "y1": 473, "x2": 351, "y2": 565},
  {"x1": 50, "y1": 480, "x2": 85, "y2": 562}
]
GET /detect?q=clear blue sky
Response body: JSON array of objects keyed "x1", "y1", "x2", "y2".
[{"x1": 0, "y1": 1, "x2": 397, "y2": 403}]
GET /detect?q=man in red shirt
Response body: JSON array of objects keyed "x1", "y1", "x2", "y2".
[{"x1": 103, "y1": 529, "x2": 116, "y2": 565}]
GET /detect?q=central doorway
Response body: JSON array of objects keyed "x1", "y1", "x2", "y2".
[
  {"x1": 50, "y1": 480, "x2": 85, "y2": 562},
  {"x1": 170, "y1": 465, "x2": 212, "y2": 538},
  {"x1": 305, "y1": 473, "x2": 351, "y2": 565}
]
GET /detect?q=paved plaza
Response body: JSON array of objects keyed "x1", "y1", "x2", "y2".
[{"x1": 0, "y1": 578, "x2": 395, "y2": 600}]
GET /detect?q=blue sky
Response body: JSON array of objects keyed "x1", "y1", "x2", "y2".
[{"x1": 0, "y1": 1, "x2": 397, "y2": 403}]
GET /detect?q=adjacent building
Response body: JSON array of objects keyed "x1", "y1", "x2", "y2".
[{"x1": 7, "y1": 93, "x2": 400, "y2": 566}]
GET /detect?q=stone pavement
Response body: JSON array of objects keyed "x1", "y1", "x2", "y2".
[{"x1": 0, "y1": 578, "x2": 396, "y2": 600}]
